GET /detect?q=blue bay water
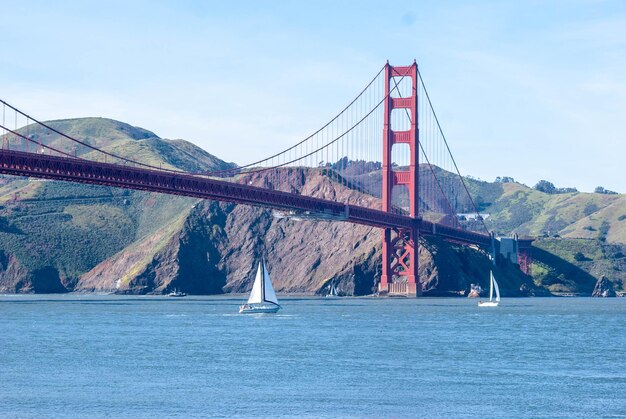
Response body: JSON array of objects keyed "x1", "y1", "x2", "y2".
[{"x1": 1, "y1": 295, "x2": 626, "y2": 418}]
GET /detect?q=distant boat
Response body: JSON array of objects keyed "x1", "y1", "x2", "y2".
[
  {"x1": 239, "y1": 259, "x2": 281, "y2": 314},
  {"x1": 326, "y1": 282, "x2": 338, "y2": 297},
  {"x1": 168, "y1": 288, "x2": 186, "y2": 297},
  {"x1": 478, "y1": 271, "x2": 500, "y2": 307}
]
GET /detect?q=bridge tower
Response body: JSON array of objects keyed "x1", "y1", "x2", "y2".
[{"x1": 378, "y1": 61, "x2": 421, "y2": 297}]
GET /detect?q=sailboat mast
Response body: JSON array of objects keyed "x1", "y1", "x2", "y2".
[
  {"x1": 260, "y1": 259, "x2": 265, "y2": 302},
  {"x1": 489, "y1": 271, "x2": 494, "y2": 302}
]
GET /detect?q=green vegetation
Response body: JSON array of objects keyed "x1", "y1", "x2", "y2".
[
  {"x1": 0, "y1": 180, "x2": 194, "y2": 282},
  {"x1": 0, "y1": 117, "x2": 233, "y2": 291},
  {"x1": 463, "y1": 179, "x2": 626, "y2": 243},
  {"x1": 532, "y1": 238, "x2": 626, "y2": 293},
  {"x1": 114, "y1": 209, "x2": 191, "y2": 289}
]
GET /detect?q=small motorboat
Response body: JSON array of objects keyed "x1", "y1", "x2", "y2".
[{"x1": 168, "y1": 288, "x2": 187, "y2": 297}]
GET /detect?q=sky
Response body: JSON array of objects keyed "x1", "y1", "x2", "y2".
[{"x1": 1, "y1": 0, "x2": 625, "y2": 192}]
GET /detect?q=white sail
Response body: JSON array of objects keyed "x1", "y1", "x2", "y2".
[
  {"x1": 479, "y1": 271, "x2": 500, "y2": 307},
  {"x1": 262, "y1": 260, "x2": 279, "y2": 305},
  {"x1": 247, "y1": 262, "x2": 263, "y2": 304},
  {"x1": 493, "y1": 272, "x2": 501, "y2": 302}
]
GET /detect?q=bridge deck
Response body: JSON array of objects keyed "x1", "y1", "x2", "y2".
[{"x1": 0, "y1": 150, "x2": 491, "y2": 247}]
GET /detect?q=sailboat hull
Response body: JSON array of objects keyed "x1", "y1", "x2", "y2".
[
  {"x1": 477, "y1": 301, "x2": 499, "y2": 307},
  {"x1": 239, "y1": 304, "x2": 281, "y2": 314}
]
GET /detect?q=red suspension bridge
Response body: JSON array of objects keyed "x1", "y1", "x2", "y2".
[{"x1": 0, "y1": 61, "x2": 532, "y2": 296}]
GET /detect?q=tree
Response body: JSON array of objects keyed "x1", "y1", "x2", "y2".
[
  {"x1": 595, "y1": 186, "x2": 618, "y2": 195},
  {"x1": 534, "y1": 180, "x2": 556, "y2": 194}
]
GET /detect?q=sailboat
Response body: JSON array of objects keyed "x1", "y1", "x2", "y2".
[
  {"x1": 326, "y1": 282, "x2": 338, "y2": 297},
  {"x1": 239, "y1": 259, "x2": 281, "y2": 314},
  {"x1": 478, "y1": 271, "x2": 500, "y2": 307}
]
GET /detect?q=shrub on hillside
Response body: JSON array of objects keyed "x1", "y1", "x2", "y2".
[
  {"x1": 574, "y1": 252, "x2": 589, "y2": 262},
  {"x1": 495, "y1": 176, "x2": 516, "y2": 183},
  {"x1": 598, "y1": 221, "x2": 610, "y2": 242},
  {"x1": 534, "y1": 180, "x2": 578, "y2": 194},
  {"x1": 595, "y1": 186, "x2": 618, "y2": 195}
]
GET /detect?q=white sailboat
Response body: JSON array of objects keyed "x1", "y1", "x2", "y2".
[
  {"x1": 239, "y1": 259, "x2": 281, "y2": 314},
  {"x1": 326, "y1": 282, "x2": 338, "y2": 297},
  {"x1": 478, "y1": 271, "x2": 500, "y2": 307}
]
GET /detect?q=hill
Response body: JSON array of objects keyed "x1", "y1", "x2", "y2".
[
  {"x1": 0, "y1": 118, "x2": 232, "y2": 292},
  {"x1": 468, "y1": 180, "x2": 625, "y2": 242},
  {"x1": 465, "y1": 178, "x2": 626, "y2": 294},
  {"x1": 7, "y1": 117, "x2": 236, "y2": 173}
]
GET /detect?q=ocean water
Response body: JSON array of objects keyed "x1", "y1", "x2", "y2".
[{"x1": 1, "y1": 295, "x2": 625, "y2": 418}]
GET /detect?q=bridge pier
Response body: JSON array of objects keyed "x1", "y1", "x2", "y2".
[
  {"x1": 496, "y1": 234, "x2": 534, "y2": 276},
  {"x1": 378, "y1": 226, "x2": 421, "y2": 297},
  {"x1": 379, "y1": 281, "x2": 421, "y2": 296}
]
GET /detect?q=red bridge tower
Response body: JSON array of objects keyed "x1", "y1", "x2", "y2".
[{"x1": 378, "y1": 61, "x2": 421, "y2": 297}]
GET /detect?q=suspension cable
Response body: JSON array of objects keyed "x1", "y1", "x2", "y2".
[
  {"x1": 0, "y1": 65, "x2": 387, "y2": 179},
  {"x1": 391, "y1": 71, "x2": 488, "y2": 234},
  {"x1": 0, "y1": 99, "x2": 189, "y2": 174},
  {"x1": 0, "y1": 123, "x2": 81, "y2": 159},
  {"x1": 389, "y1": 76, "x2": 457, "y2": 221},
  {"x1": 416, "y1": 71, "x2": 489, "y2": 233},
  {"x1": 225, "y1": 66, "x2": 412, "y2": 178},
  {"x1": 204, "y1": 65, "x2": 387, "y2": 176}
]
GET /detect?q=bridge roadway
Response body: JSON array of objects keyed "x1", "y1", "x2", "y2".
[{"x1": 0, "y1": 149, "x2": 491, "y2": 247}]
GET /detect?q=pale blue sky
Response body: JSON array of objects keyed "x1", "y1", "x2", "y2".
[{"x1": 1, "y1": 0, "x2": 625, "y2": 192}]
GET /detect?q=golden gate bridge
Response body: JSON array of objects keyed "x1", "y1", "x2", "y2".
[{"x1": 0, "y1": 61, "x2": 532, "y2": 296}]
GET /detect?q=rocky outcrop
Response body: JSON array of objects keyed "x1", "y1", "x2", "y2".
[
  {"x1": 592, "y1": 276, "x2": 616, "y2": 297},
  {"x1": 76, "y1": 212, "x2": 189, "y2": 293},
  {"x1": 519, "y1": 283, "x2": 534, "y2": 296},
  {"x1": 467, "y1": 284, "x2": 482, "y2": 298},
  {"x1": 0, "y1": 250, "x2": 68, "y2": 293}
]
